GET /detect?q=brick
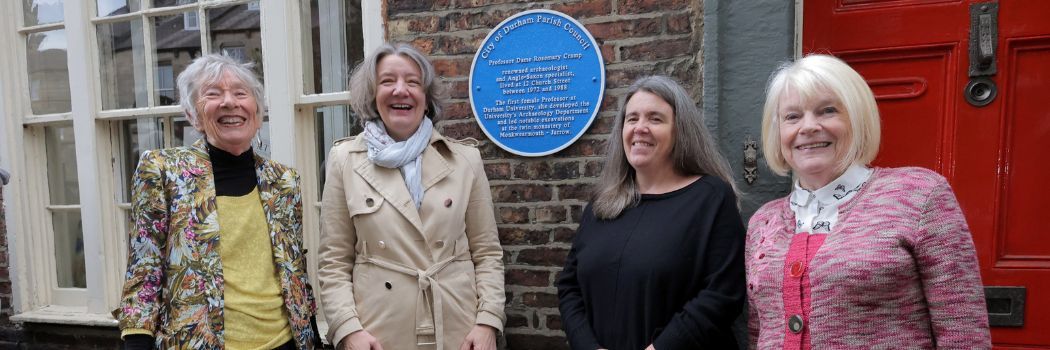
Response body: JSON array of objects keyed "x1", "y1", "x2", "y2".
[
  {"x1": 534, "y1": 205, "x2": 568, "y2": 223},
  {"x1": 600, "y1": 43, "x2": 615, "y2": 64},
  {"x1": 506, "y1": 269, "x2": 550, "y2": 287},
  {"x1": 619, "y1": 0, "x2": 689, "y2": 14},
  {"x1": 498, "y1": 227, "x2": 551, "y2": 245},
  {"x1": 557, "y1": 183, "x2": 593, "y2": 201},
  {"x1": 434, "y1": 35, "x2": 478, "y2": 55},
  {"x1": 552, "y1": 226, "x2": 577, "y2": 243},
  {"x1": 389, "y1": 15, "x2": 444, "y2": 34},
  {"x1": 557, "y1": 138, "x2": 606, "y2": 157},
  {"x1": 584, "y1": 159, "x2": 604, "y2": 177},
  {"x1": 441, "y1": 100, "x2": 474, "y2": 120},
  {"x1": 497, "y1": 206, "x2": 531, "y2": 224},
  {"x1": 552, "y1": 161, "x2": 581, "y2": 179},
  {"x1": 546, "y1": 314, "x2": 564, "y2": 331},
  {"x1": 551, "y1": 0, "x2": 613, "y2": 19},
  {"x1": 584, "y1": 115, "x2": 614, "y2": 135},
  {"x1": 505, "y1": 334, "x2": 569, "y2": 350},
  {"x1": 585, "y1": 17, "x2": 660, "y2": 40},
  {"x1": 621, "y1": 37, "x2": 693, "y2": 61},
  {"x1": 483, "y1": 162, "x2": 512, "y2": 180},
  {"x1": 506, "y1": 312, "x2": 530, "y2": 328},
  {"x1": 522, "y1": 292, "x2": 559, "y2": 307},
  {"x1": 431, "y1": 57, "x2": 472, "y2": 77},
  {"x1": 491, "y1": 184, "x2": 553, "y2": 203},
  {"x1": 667, "y1": 13, "x2": 693, "y2": 34},
  {"x1": 438, "y1": 120, "x2": 485, "y2": 140},
  {"x1": 388, "y1": 0, "x2": 452, "y2": 13},
  {"x1": 516, "y1": 247, "x2": 569, "y2": 266},
  {"x1": 447, "y1": 80, "x2": 470, "y2": 100}
]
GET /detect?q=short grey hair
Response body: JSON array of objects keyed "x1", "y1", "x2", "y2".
[
  {"x1": 592, "y1": 75, "x2": 738, "y2": 219},
  {"x1": 176, "y1": 54, "x2": 266, "y2": 131},
  {"x1": 348, "y1": 42, "x2": 445, "y2": 124}
]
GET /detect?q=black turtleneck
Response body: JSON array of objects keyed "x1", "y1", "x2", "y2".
[{"x1": 207, "y1": 142, "x2": 257, "y2": 196}]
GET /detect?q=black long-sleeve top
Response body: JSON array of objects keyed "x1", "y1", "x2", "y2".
[{"x1": 556, "y1": 176, "x2": 746, "y2": 350}]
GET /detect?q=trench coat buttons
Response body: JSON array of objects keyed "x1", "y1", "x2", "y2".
[
  {"x1": 788, "y1": 314, "x2": 804, "y2": 334},
  {"x1": 444, "y1": 198, "x2": 453, "y2": 207},
  {"x1": 790, "y1": 261, "x2": 805, "y2": 277},
  {"x1": 365, "y1": 197, "x2": 375, "y2": 207},
  {"x1": 378, "y1": 240, "x2": 386, "y2": 249},
  {"x1": 435, "y1": 240, "x2": 445, "y2": 248},
  {"x1": 385, "y1": 281, "x2": 392, "y2": 290}
]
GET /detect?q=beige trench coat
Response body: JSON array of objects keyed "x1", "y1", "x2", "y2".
[{"x1": 319, "y1": 132, "x2": 505, "y2": 350}]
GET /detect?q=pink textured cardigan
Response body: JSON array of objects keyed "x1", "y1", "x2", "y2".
[{"x1": 745, "y1": 167, "x2": 991, "y2": 349}]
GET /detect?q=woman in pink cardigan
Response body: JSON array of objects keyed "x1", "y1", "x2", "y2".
[{"x1": 746, "y1": 54, "x2": 991, "y2": 349}]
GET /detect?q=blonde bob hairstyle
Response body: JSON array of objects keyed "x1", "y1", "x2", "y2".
[
  {"x1": 760, "y1": 54, "x2": 881, "y2": 176},
  {"x1": 348, "y1": 42, "x2": 445, "y2": 125}
]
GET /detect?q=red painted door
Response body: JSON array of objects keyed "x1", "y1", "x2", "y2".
[{"x1": 804, "y1": 0, "x2": 1050, "y2": 348}]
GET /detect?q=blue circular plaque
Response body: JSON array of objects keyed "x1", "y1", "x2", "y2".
[{"x1": 469, "y1": 9, "x2": 605, "y2": 157}]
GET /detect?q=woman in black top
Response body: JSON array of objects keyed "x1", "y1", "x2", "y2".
[{"x1": 556, "y1": 76, "x2": 746, "y2": 350}]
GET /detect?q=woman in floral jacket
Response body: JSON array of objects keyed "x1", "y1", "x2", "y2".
[{"x1": 115, "y1": 55, "x2": 317, "y2": 350}]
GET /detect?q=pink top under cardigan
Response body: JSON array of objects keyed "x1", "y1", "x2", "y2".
[{"x1": 745, "y1": 167, "x2": 991, "y2": 349}]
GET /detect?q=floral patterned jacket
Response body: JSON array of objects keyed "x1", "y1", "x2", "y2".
[{"x1": 114, "y1": 139, "x2": 317, "y2": 349}]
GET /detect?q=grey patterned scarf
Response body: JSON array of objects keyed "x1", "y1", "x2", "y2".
[{"x1": 364, "y1": 118, "x2": 433, "y2": 208}]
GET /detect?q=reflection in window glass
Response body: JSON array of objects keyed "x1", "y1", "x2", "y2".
[
  {"x1": 173, "y1": 116, "x2": 203, "y2": 147},
  {"x1": 52, "y1": 210, "x2": 86, "y2": 288},
  {"x1": 208, "y1": 3, "x2": 263, "y2": 81},
  {"x1": 305, "y1": 0, "x2": 364, "y2": 94},
  {"x1": 117, "y1": 118, "x2": 164, "y2": 202},
  {"x1": 315, "y1": 105, "x2": 360, "y2": 195},
  {"x1": 97, "y1": 0, "x2": 139, "y2": 17},
  {"x1": 153, "y1": 12, "x2": 202, "y2": 105},
  {"x1": 22, "y1": 0, "x2": 63, "y2": 27},
  {"x1": 152, "y1": 0, "x2": 197, "y2": 8},
  {"x1": 26, "y1": 29, "x2": 71, "y2": 115},
  {"x1": 98, "y1": 20, "x2": 148, "y2": 110},
  {"x1": 45, "y1": 124, "x2": 80, "y2": 205}
]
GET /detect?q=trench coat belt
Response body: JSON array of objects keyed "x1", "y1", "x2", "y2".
[{"x1": 359, "y1": 253, "x2": 465, "y2": 350}]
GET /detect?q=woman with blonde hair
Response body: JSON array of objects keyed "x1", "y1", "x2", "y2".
[{"x1": 746, "y1": 54, "x2": 990, "y2": 348}]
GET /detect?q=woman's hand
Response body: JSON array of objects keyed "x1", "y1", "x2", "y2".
[
  {"x1": 644, "y1": 345, "x2": 655, "y2": 350},
  {"x1": 459, "y1": 325, "x2": 497, "y2": 350},
  {"x1": 339, "y1": 330, "x2": 384, "y2": 350}
]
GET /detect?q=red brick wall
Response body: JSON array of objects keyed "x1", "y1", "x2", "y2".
[{"x1": 385, "y1": 1, "x2": 705, "y2": 348}]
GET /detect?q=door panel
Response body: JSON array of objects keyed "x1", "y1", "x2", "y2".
[{"x1": 804, "y1": 0, "x2": 1050, "y2": 347}]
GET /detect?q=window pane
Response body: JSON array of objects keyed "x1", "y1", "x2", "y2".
[
  {"x1": 52, "y1": 210, "x2": 86, "y2": 288},
  {"x1": 117, "y1": 118, "x2": 164, "y2": 203},
  {"x1": 45, "y1": 124, "x2": 79, "y2": 205},
  {"x1": 22, "y1": 0, "x2": 63, "y2": 27},
  {"x1": 153, "y1": 0, "x2": 198, "y2": 7},
  {"x1": 98, "y1": 19, "x2": 148, "y2": 110},
  {"x1": 97, "y1": 0, "x2": 139, "y2": 17},
  {"x1": 173, "y1": 116, "x2": 203, "y2": 147},
  {"x1": 305, "y1": 0, "x2": 363, "y2": 94},
  {"x1": 153, "y1": 12, "x2": 202, "y2": 105},
  {"x1": 26, "y1": 29, "x2": 71, "y2": 115},
  {"x1": 208, "y1": 2, "x2": 263, "y2": 81},
  {"x1": 315, "y1": 105, "x2": 360, "y2": 195}
]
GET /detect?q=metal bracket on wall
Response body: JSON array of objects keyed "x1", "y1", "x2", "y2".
[
  {"x1": 985, "y1": 286, "x2": 1025, "y2": 327},
  {"x1": 743, "y1": 135, "x2": 758, "y2": 185}
]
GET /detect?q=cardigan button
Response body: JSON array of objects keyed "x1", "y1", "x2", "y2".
[
  {"x1": 788, "y1": 314, "x2": 804, "y2": 334},
  {"x1": 789, "y1": 261, "x2": 804, "y2": 277}
]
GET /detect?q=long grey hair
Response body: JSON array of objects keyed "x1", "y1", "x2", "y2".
[{"x1": 591, "y1": 75, "x2": 738, "y2": 219}]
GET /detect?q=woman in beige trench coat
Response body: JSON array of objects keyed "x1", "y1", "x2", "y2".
[{"x1": 319, "y1": 42, "x2": 505, "y2": 350}]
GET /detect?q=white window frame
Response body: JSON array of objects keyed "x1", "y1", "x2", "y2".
[{"x1": 0, "y1": 0, "x2": 383, "y2": 326}]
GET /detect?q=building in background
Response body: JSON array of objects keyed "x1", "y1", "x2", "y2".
[{"x1": 0, "y1": 0, "x2": 796, "y2": 348}]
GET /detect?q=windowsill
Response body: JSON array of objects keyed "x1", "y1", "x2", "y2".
[{"x1": 10, "y1": 305, "x2": 118, "y2": 327}]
